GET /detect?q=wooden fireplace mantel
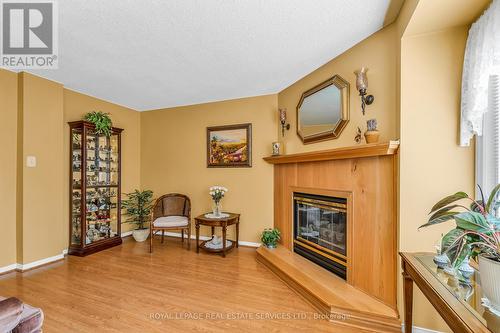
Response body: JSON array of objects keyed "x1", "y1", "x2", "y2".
[
  {"x1": 263, "y1": 140, "x2": 399, "y2": 164},
  {"x1": 259, "y1": 139, "x2": 400, "y2": 326}
]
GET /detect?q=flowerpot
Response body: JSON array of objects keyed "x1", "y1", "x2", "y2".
[
  {"x1": 132, "y1": 228, "x2": 150, "y2": 242},
  {"x1": 265, "y1": 243, "x2": 276, "y2": 249},
  {"x1": 479, "y1": 255, "x2": 500, "y2": 312},
  {"x1": 364, "y1": 130, "x2": 380, "y2": 144}
]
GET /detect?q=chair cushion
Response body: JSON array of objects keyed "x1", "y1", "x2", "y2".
[{"x1": 153, "y1": 216, "x2": 188, "y2": 228}]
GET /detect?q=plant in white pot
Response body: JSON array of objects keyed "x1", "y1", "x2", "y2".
[
  {"x1": 122, "y1": 189, "x2": 154, "y2": 242},
  {"x1": 419, "y1": 185, "x2": 500, "y2": 312}
]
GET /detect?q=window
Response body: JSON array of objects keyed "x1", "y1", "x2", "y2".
[{"x1": 476, "y1": 75, "x2": 500, "y2": 200}]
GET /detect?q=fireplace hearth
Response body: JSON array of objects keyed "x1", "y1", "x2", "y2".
[{"x1": 293, "y1": 192, "x2": 347, "y2": 279}]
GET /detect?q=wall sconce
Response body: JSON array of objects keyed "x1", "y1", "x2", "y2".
[
  {"x1": 354, "y1": 67, "x2": 374, "y2": 115},
  {"x1": 279, "y1": 108, "x2": 290, "y2": 137}
]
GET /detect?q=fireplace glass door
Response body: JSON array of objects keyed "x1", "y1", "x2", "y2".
[{"x1": 293, "y1": 192, "x2": 347, "y2": 279}]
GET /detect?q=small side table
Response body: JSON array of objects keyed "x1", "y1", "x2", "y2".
[{"x1": 194, "y1": 213, "x2": 240, "y2": 258}]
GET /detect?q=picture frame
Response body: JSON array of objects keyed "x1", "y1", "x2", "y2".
[{"x1": 207, "y1": 123, "x2": 252, "y2": 168}]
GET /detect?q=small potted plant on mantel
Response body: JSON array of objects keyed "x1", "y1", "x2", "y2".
[
  {"x1": 419, "y1": 185, "x2": 500, "y2": 312},
  {"x1": 122, "y1": 189, "x2": 154, "y2": 242},
  {"x1": 261, "y1": 228, "x2": 281, "y2": 248},
  {"x1": 364, "y1": 118, "x2": 380, "y2": 144}
]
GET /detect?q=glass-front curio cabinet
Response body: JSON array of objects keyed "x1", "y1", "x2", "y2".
[{"x1": 69, "y1": 121, "x2": 123, "y2": 256}]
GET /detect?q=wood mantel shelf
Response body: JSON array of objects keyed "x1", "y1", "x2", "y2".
[{"x1": 263, "y1": 140, "x2": 399, "y2": 164}]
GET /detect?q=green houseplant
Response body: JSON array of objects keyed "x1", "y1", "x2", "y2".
[
  {"x1": 420, "y1": 185, "x2": 500, "y2": 310},
  {"x1": 261, "y1": 228, "x2": 281, "y2": 248},
  {"x1": 122, "y1": 190, "x2": 154, "y2": 242},
  {"x1": 84, "y1": 111, "x2": 113, "y2": 136}
]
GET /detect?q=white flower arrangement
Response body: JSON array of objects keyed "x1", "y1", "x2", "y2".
[{"x1": 209, "y1": 186, "x2": 228, "y2": 203}]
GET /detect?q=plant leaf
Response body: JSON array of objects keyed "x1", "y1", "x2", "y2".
[
  {"x1": 453, "y1": 243, "x2": 471, "y2": 268},
  {"x1": 430, "y1": 192, "x2": 469, "y2": 213},
  {"x1": 486, "y1": 183, "x2": 500, "y2": 214},
  {"x1": 470, "y1": 200, "x2": 485, "y2": 213},
  {"x1": 441, "y1": 229, "x2": 466, "y2": 263},
  {"x1": 454, "y1": 211, "x2": 490, "y2": 232},
  {"x1": 419, "y1": 211, "x2": 458, "y2": 229}
]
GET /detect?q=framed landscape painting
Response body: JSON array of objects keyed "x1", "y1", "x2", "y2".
[{"x1": 207, "y1": 123, "x2": 252, "y2": 168}]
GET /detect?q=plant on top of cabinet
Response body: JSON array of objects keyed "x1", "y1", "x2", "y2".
[{"x1": 84, "y1": 111, "x2": 112, "y2": 136}]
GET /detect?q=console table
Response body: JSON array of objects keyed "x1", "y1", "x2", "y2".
[
  {"x1": 194, "y1": 213, "x2": 240, "y2": 257},
  {"x1": 400, "y1": 252, "x2": 499, "y2": 333}
]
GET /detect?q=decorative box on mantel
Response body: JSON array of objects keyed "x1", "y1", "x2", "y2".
[{"x1": 258, "y1": 141, "x2": 400, "y2": 332}]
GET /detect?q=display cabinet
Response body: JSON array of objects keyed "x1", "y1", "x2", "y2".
[{"x1": 68, "y1": 121, "x2": 123, "y2": 256}]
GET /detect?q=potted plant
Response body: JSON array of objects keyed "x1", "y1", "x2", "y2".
[
  {"x1": 122, "y1": 189, "x2": 154, "y2": 242},
  {"x1": 419, "y1": 185, "x2": 500, "y2": 311},
  {"x1": 364, "y1": 119, "x2": 380, "y2": 143},
  {"x1": 261, "y1": 228, "x2": 281, "y2": 248},
  {"x1": 84, "y1": 111, "x2": 112, "y2": 136}
]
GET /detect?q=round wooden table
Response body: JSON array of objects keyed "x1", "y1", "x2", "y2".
[{"x1": 194, "y1": 212, "x2": 240, "y2": 257}]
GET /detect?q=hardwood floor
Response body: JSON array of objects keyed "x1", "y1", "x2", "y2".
[{"x1": 0, "y1": 237, "x2": 370, "y2": 332}]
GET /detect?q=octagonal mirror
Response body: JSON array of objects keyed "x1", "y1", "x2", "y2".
[{"x1": 297, "y1": 75, "x2": 349, "y2": 144}]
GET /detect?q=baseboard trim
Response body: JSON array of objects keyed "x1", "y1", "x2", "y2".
[
  {"x1": 17, "y1": 252, "x2": 66, "y2": 271},
  {"x1": 121, "y1": 230, "x2": 133, "y2": 237},
  {"x1": 0, "y1": 249, "x2": 68, "y2": 274},
  {"x1": 123, "y1": 230, "x2": 261, "y2": 248},
  {"x1": 0, "y1": 263, "x2": 17, "y2": 275},
  {"x1": 402, "y1": 324, "x2": 443, "y2": 333}
]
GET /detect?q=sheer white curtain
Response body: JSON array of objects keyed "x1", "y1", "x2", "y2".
[
  {"x1": 460, "y1": 0, "x2": 500, "y2": 147},
  {"x1": 476, "y1": 75, "x2": 500, "y2": 197}
]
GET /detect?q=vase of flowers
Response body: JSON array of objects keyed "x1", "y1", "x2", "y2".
[{"x1": 209, "y1": 186, "x2": 227, "y2": 217}]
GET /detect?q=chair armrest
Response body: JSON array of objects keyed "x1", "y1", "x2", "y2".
[{"x1": 0, "y1": 297, "x2": 23, "y2": 332}]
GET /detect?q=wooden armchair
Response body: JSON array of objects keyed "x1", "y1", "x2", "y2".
[{"x1": 149, "y1": 193, "x2": 191, "y2": 253}]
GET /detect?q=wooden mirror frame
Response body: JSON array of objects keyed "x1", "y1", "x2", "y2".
[{"x1": 296, "y1": 75, "x2": 350, "y2": 144}]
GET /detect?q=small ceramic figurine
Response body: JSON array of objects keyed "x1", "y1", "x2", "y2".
[
  {"x1": 433, "y1": 253, "x2": 450, "y2": 269},
  {"x1": 272, "y1": 142, "x2": 281, "y2": 156},
  {"x1": 458, "y1": 256, "x2": 475, "y2": 281}
]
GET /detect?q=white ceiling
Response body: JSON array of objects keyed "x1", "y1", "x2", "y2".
[{"x1": 30, "y1": 0, "x2": 392, "y2": 111}]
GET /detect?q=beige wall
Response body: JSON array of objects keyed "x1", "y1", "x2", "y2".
[
  {"x1": 141, "y1": 95, "x2": 277, "y2": 243},
  {"x1": 63, "y1": 89, "x2": 141, "y2": 234},
  {"x1": 278, "y1": 23, "x2": 398, "y2": 153},
  {"x1": 17, "y1": 73, "x2": 65, "y2": 264},
  {"x1": 0, "y1": 69, "x2": 18, "y2": 267},
  {"x1": 399, "y1": 26, "x2": 475, "y2": 333},
  {"x1": 0, "y1": 71, "x2": 141, "y2": 266}
]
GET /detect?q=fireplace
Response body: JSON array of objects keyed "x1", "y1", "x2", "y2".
[{"x1": 293, "y1": 192, "x2": 347, "y2": 279}]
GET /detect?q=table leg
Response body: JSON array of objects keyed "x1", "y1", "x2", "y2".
[
  {"x1": 195, "y1": 223, "x2": 200, "y2": 254},
  {"x1": 222, "y1": 224, "x2": 227, "y2": 258},
  {"x1": 236, "y1": 220, "x2": 239, "y2": 248},
  {"x1": 403, "y1": 270, "x2": 413, "y2": 333}
]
